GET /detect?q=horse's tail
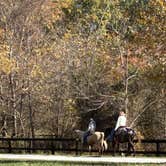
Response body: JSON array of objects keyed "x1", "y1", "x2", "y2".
[
  {"x1": 99, "y1": 132, "x2": 104, "y2": 143},
  {"x1": 99, "y1": 132, "x2": 105, "y2": 154}
]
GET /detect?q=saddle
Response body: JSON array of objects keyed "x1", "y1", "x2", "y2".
[{"x1": 83, "y1": 131, "x2": 93, "y2": 144}]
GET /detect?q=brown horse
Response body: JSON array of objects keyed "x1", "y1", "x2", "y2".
[
  {"x1": 75, "y1": 129, "x2": 107, "y2": 155},
  {"x1": 105, "y1": 127, "x2": 136, "y2": 156}
]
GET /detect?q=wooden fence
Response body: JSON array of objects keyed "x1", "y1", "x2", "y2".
[{"x1": 0, "y1": 137, "x2": 165, "y2": 156}]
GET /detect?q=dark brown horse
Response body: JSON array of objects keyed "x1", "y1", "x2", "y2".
[{"x1": 105, "y1": 127, "x2": 136, "y2": 156}]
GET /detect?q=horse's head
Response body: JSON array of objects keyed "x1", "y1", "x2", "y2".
[
  {"x1": 128, "y1": 128, "x2": 136, "y2": 139},
  {"x1": 74, "y1": 129, "x2": 85, "y2": 139},
  {"x1": 75, "y1": 129, "x2": 80, "y2": 133}
]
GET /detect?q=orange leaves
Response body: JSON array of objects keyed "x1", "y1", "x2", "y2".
[
  {"x1": 40, "y1": 0, "x2": 67, "y2": 30},
  {"x1": 43, "y1": 0, "x2": 72, "y2": 22},
  {"x1": 128, "y1": 56, "x2": 148, "y2": 70}
]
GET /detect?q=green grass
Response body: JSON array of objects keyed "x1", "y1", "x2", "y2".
[{"x1": 0, "y1": 161, "x2": 165, "y2": 166}]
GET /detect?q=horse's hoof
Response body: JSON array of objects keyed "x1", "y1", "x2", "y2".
[{"x1": 121, "y1": 153, "x2": 125, "y2": 157}]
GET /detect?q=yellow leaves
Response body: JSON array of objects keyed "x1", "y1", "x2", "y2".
[
  {"x1": 0, "y1": 28, "x2": 4, "y2": 37},
  {"x1": 34, "y1": 45, "x2": 53, "y2": 57},
  {"x1": 0, "y1": 44, "x2": 17, "y2": 75},
  {"x1": 148, "y1": 0, "x2": 166, "y2": 15},
  {"x1": 137, "y1": 18, "x2": 146, "y2": 25},
  {"x1": 0, "y1": 44, "x2": 9, "y2": 55},
  {"x1": 63, "y1": 32, "x2": 72, "y2": 40},
  {"x1": 60, "y1": 0, "x2": 72, "y2": 9},
  {"x1": 91, "y1": 14, "x2": 98, "y2": 21},
  {"x1": 34, "y1": 48, "x2": 46, "y2": 57},
  {"x1": 30, "y1": 65, "x2": 43, "y2": 78},
  {"x1": 157, "y1": 0, "x2": 165, "y2": 6},
  {"x1": 0, "y1": 55, "x2": 16, "y2": 75},
  {"x1": 64, "y1": 99, "x2": 76, "y2": 112},
  {"x1": 152, "y1": 0, "x2": 166, "y2": 11}
]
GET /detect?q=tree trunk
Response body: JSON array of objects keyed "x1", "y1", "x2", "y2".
[
  {"x1": 9, "y1": 73, "x2": 17, "y2": 137},
  {"x1": 1, "y1": 111, "x2": 7, "y2": 128},
  {"x1": 124, "y1": 53, "x2": 129, "y2": 121},
  {"x1": 28, "y1": 92, "x2": 35, "y2": 138},
  {"x1": 19, "y1": 94, "x2": 25, "y2": 137}
]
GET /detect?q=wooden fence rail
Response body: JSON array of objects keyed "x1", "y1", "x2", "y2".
[{"x1": 0, "y1": 138, "x2": 165, "y2": 156}]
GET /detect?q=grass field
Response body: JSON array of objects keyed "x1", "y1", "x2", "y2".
[{"x1": 0, "y1": 161, "x2": 166, "y2": 166}]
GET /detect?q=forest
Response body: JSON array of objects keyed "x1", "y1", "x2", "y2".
[{"x1": 0, "y1": 0, "x2": 165, "y2": 139}]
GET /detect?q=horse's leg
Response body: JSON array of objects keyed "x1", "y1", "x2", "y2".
[
  {"x1": 98, "y1": 143, "x2": 101, "y2": 156},
  {"x1": 99, "y1": 140, "x2": 104, "y2": 156},
  {"x1": 98, "y1": 132, "x2": 104, "y2": 156},
  {"x1": 113, "y1": 139, "x2": 119, "y2": 156},
  {"x1": 129, "y1": 139, "x2": 135, "y2": 156},
  {"x1": 117, "y1": 143, "x2": 121, "y2": 156},
  {"x1": 98, "y1": 144, "x2": 101, "y2": 156},
  {"x1": 130, "y1": 141, "x2": 135, "y2": 156},
  {"x1": 89, "y1": 145, "x2": 92, "y2": 155},
  {"x1": 80, "y1": 144, "x2": 83, "y2": 156},
  {"x1": 100, "y1": 142, "x2": 104, "y2": 156},
  {"x1": 126, "y1": 142, "x2": 131, "y2": 156},
  {"x1": 101, "y1": 141, "x2": 106, "y2": 155},
  {"x1": 112, "y1": 141, "x2": 116, "y2": 156}
]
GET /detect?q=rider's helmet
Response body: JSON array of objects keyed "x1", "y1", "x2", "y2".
[{"x1": 90, "y1": 118, "x2": 93, "y2": 121}]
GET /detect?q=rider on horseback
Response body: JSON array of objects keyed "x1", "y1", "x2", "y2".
[
  {"x1": 105, "y1": 112, "x2": 136, "y2": 155},
  {"x1": 115, "y1": 111, "x2": 126, "y2": 131},
  {"x1": 83, "y1": 118, "x2": 96, "y2": 144},
  {"x1": 107, "y1": 111, "x2": 127, "y2": 141},
  {"x1": 88, "y1": 118, "x2": 96, "y2": 133}
]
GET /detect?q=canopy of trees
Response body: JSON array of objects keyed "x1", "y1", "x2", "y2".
[{"x1": 0, "y1": 0, "x2": 165, "y2": 139}]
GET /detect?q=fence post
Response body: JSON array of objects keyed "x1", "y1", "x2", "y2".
[
  {"x1": 8, "y1": 139, "x2": 12, "y2": 153},
  {"x1": 28, "y1": 139, "x2": 32, "y2": 153},
  {"x1": 156, "y1": 141, "x2": 160, "y2": 156},
  {"x1": 51, "y1": 138, "x2": 55, "y2": 155},
  {"x1": 75, "y1": 138, "x2": 79, "y2": 156}
]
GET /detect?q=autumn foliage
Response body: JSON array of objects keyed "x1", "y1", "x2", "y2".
[{"x1": 0, "y1": 0, "x2": 165, "y2": 139}]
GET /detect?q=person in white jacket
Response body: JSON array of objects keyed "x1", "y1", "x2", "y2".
[
  {"x1": 115, "y1": 111, "x2": 126, "y2": 131},
  {"x1": 107, "y1": 111, "x2": 127, "y2": 141}
]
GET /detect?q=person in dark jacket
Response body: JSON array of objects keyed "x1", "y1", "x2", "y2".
[
  {"x1": 83, "y1": 118, "x2": 96, "y2": 144},
  {"x1": 87, "y1": 118, "x2": 96, "y2": 134}
]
